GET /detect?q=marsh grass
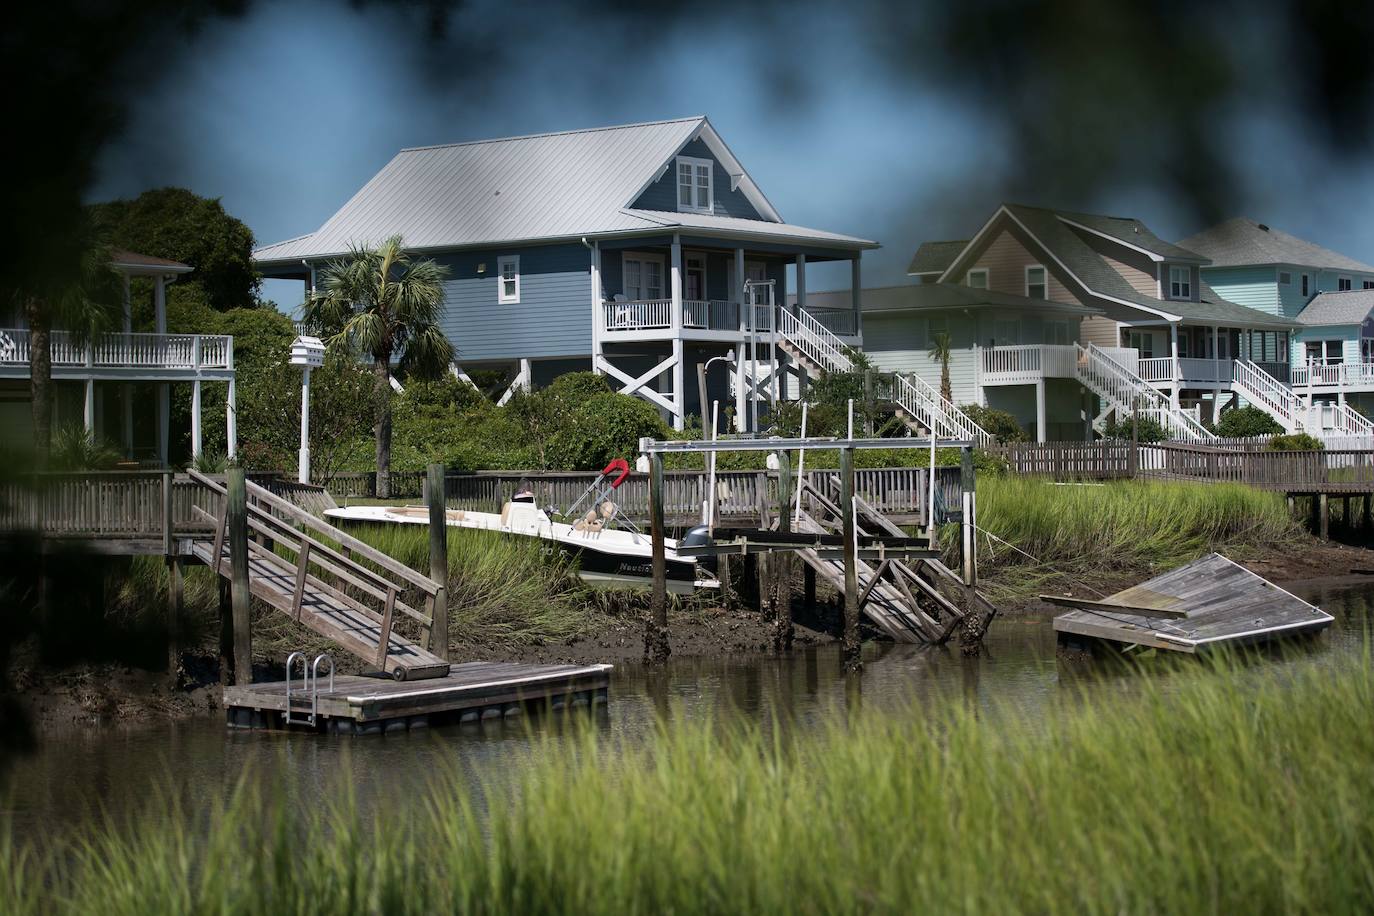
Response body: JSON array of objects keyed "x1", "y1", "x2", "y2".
[
  {"x1": 5, "y1": 653, "x2": 1373, "y2": 913},
  {"x1": 965, "y1": 478, "x2": 1301, "y2": 598}
]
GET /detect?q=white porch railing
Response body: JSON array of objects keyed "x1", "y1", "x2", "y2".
[
  {"x1": 806, "y1": 307, "x2": 858, "y2": 337},
  {"x1": 1291, "y1": 361, "x2": 1374, "y2": 390},
  {"x1": 980, "y1": 344, "x2": 1079, "y2": 384},
  {"x1": 0, "y1": 329, "x2": 234, "y2": 371},
  {"x1": 602, "y1": 299, "x2": 673, "y2": 331},
  {"x1": 1137, "y1": 356, "x2": 1236, "y2": 385},
  {"x1": 776, "y1": 307, "x2": 852, "y2": 373},
  {"x1": 682, "y1": 299, "x2": 740, "y2": 330}
]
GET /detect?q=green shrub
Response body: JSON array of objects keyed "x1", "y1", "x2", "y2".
[
  {"x1": 961, "y1": 404, "x2": 1026, "y2": 442},
  {"x1": 546, "y1": 391, "x2": 670, "y2": 470},
  {"x1": 1100, "y1": 414, "x2": 1169, "y2": 443},
  {"x1": 49, "y1": 427, "x2": 122, "y2": 471},
  {"x1": 1270, "y1": 432, "x2": 1325, "y2": 451},
  {"x1": 1212, "y1": 405, "x2": 1284, "y2": 438}
]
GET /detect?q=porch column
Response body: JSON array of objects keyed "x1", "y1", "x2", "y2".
[
  {"x1": 84, "y1": 379, "x2": 95, "y2": 434},
  {"x1": 796, "y1": 253, "x2": 807, "y2": 314},
  {"x1": 590, "y1": 242, "x2": 603, "y2": 367},
  {"x1": 226, "y1": 378, "x2": 238, "y2": 460},
  {"x1": 122, "y1": 274, "x2": 133, "y2": 456},
  {"x1": 733, "y1": 342, "x2": 747, "y2": 432},
  {"x1": 1035, "y1": 379, "x2": 1047, "y2": 443},
  {"x1": 155, "y1": 275, "x2": 169, "y2": 466},
  {"x1": 1170, "y1": 322, "x2": 1181, "y2": 410},
  {"x1": 671, "y1": 338, "x2": 686, "y2": 431},
  {"x1": 191, "y1": 380, "x2": 203, "y2": 457},
  {"x1": 1213, "y1": 324, "x2": 1222, "y2": 420},
  {"x1": 851, "y1": 255, "x2": 862, "y2": 338},
  {"x1": 670, "y1": 235, "x2": 683, "y2": 333},
  {"x1": 734, "y1": 248, "x2": 746, "y2": 333}
]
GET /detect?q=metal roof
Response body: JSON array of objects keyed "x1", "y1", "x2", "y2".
[
  {"x1": 1295, "y1": 289, "x2": 1374, "y2": 326},
  {"x1": 255, "y1": 117, "x2": 874, "y2": 265},
  {"x1": 1177, "y1": 217, "x2": 1374, "y2": 273}
]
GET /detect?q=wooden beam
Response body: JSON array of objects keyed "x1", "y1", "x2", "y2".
[
  {"x1": 226, "y1": 469, "x2": 253, "y2": 685},
  {"x1": 855, "y1": 558, "x2": 891, "y2": 610},
  {"x1": 646, "y1": 451, "x2": 670, "y2": 664},
  {"x1": 841, "y1": 446, "x2": 860, "y2": 670},
  {"x1": 1038, "y1": 594, "x2": 1187, "y2": 620},
  {"x1": 426, "y1": 463, "x2": 450, "y2": 661}
]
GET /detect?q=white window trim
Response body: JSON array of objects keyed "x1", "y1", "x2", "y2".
[
  {"x1": 497, "y1": 255, "x2": 520, "y2": 304},
  {"x1": 966, "y1": 268, "x2": 989, "y2": 289},
  {"x1": 676, "y1": 155, "x2": 714, "y2": 215},
  {"x1": 1168, "y1": 264, "x2": 1191, "y2": 300},
  {"x1": 684, "y1": 251, "x2": 709, "y2": 301},
  {"x1": 1025, "y1": 264, "x2": 1047, "y2": 298},
  {"x1": 621, "y1": 251, "x2": 667, "y2": 301}
]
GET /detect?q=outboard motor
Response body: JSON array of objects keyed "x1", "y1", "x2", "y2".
[{"x1": 678, "y1": 524, "x2": 717, "y2": 574}]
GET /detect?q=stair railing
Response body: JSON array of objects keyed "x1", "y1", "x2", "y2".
[
  {"x1": 1231, "y1": 360, "x2": 1303, "y2": 432},
  {"x1": 1078, "y1": 344, "x2": 1213, "y2": 440},
  {"x1": 777, "y1": 306, "x2": 854, "y2": 374}
]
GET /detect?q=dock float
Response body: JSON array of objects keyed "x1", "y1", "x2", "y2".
[
  {"x1": 223, "y1": 661, "x2": 612, "y2": 733},
  {"x1": 1050, "y1": 553, "x2": 1333, "y2": 654}
]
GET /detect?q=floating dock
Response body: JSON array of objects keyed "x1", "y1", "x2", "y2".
[
  {"x1": 1050, "y1": 553, "x2": 1333, "y2": 653},
  {"x1": 223, "y1": 661, "x2": 612, "y2": 733}
]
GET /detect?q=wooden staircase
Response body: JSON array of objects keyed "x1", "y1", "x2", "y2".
[
  {"x1": 188, "y1": 471, "x2": 450, "y2": 681},
  {"x1": 790, "y1": 474, "x2": 996, "y2": 644}
]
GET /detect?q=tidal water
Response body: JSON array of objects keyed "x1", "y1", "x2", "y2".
[{"x1": 4, "y1": 577, "x2": 1372, "y2": 840}]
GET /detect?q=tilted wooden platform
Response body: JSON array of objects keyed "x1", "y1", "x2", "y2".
[
  {"x1": 223, "y1": 661, "x2": 612, "y2": 733},
  {"x1": 1052, "y1": 553, "x2": 1333, "y2": 653}
]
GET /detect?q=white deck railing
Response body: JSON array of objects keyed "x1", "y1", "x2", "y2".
[
  {"x1": 1076, "y1": 344, "x2": 1213, "y2": 440},
  {"x1": 0, "y1": 329, "x2": 233, "y2": 371},
  {"x1": 602, "y1": 299, "x2": 673, "y2": 331},
  {"x1": 980, "y1": 344, "x2": 1079, "y2": 383},
  {"x1": 682, "y1": 299, "x2": 739, "y2": 330},
  {"x1": 1231, "y1": 360, "x2": 1304, "y2": 433},
  {"x1": 1291, "y1": 361, "x2": 1374, "y2": 390}
]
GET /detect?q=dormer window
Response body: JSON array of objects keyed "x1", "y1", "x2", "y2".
[
  {"x1": 677, "y1": 156, "x2": 713, "y2": 214},
  {"x1": 966, "y1": 268, "x2": 989, "y2": 289},
  {"x1": 1168, "y1": 265, "x2": 1191, "y2": 300}
]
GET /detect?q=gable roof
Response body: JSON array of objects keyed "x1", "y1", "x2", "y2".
[
  {"x1": 1295, "y1": 289, "x2": 1374, "y2": 327},
  {"x1": 110, "y1": 249, "x2": 194, "y2": 275},
  {"x1": 1177, "y1": 218, "x2": 1374, "y2": 273},
  {"x1": 254, "y1": 117, "x2": 874, "y2": 264},
  {"x1": 1054, "y1": 210, "x2": 1208, "y2": 263},
  {"x1": 936, "y1": 204, "x2": 1295, "y2": 327},
  {"x1": 907, "y1": 240, "x2": 968, "y2": 275}
]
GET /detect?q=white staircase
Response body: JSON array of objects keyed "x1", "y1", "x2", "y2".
[
  {"x1": 1323, "y1": 402, "x2": 1374, "y2": 436},
  {"x1": 776, "y1": 306, "x2": 990, "y2": 444},
  {"x1": 1075, "y1": 343, "x2": 1214, "y2": 441},
  {"x1": 1230, "y1": 360, "x2": 1307, "y2": 433}
]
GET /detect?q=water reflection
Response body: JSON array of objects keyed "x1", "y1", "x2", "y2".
[{"x1": 3, "y1": 577, "x2": 1370, "y2": 842}]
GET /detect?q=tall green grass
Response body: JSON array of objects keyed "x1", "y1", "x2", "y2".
[
  {"x1": 967, "y1": 478, "x2": 1301, "y2": 596},
  {"x1": 4, "y1": 655, "x2": 1373, "y2": 913}
]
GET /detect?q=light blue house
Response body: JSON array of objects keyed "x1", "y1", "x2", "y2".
[
  {"x1": 1179, "y1": 218, "x2": 1374, "y2": 420},
  {"x1": 254, "y1": 117, "x2": 881, "y2": 432}
]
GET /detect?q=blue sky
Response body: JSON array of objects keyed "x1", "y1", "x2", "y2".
[{"x1": 92, "y1": 0, "x2": 1374, "y2": 312}]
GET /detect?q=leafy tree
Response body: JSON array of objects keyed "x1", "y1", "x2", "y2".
[
  {"x1": 928, "y1": 331, "x2": 953, "y2": 403},
  {"x1": 961, "y1": 404, "x2": 1026, "y2": 443},
  {"x1": 305, "y1": 236, "x2": 454, "y2": 498},
  {"x1": 10, "y1": 221, "x2": 123, "y2": 464},
  {"x1": 1212, "y1": 405, "x2": 1284, "y2": 438},
  {"x1": 546, "y1": 391, "x2": 671, "y2": 470},
  {"x1": 88, "y1": 188, "x2": 261, "y2": 312}
]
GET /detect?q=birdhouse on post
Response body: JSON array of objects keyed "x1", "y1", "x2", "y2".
[{"x1": 291, "y1": 335, "x2": 326, "y2": 482}]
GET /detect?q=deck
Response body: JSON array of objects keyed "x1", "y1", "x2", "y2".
[
  {"x1": 1051, "y1": 553, "x2": 1333, "y2": 653},
  {"x1": 223, "y1": 661, "x2": 612, "y2": 733}
]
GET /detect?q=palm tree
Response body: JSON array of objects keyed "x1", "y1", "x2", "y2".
[
  {"x1": 305, "y1": 236, "x2": 453, "y2": 498},
  {"x1": 929, "y1": 331, "x2": 953, "y2": 403},
  {"x1": 13, "y1": 226, "x2": 123, "y2": 466}
]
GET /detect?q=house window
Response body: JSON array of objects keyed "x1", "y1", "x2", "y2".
[
  {"x1": 676, "y1": 156, "x2": 713, "y2": 214},
  {"x1": 497, "y1": 255, "x2": 520, "y2": 304},
  {"x1": 1305, "y1": 340, "x2": 1343, "y2": 364},
  {"x1": 1046, "y1": 320, "x2": 1071, "y2": 345},
  {"x1": 1025, "y1": 265, "x2": 1047, "y2": 299},
  {"x1": 1339, "y1": 276, "x2": 1353, "y2": 291},
  {"x1": 622, "y1": 253, "x2": 665, "y2": 300},
  {"x1": 1128, "y1": 330, "x2": 1154, "y2": 359},
  {"x1": 966, "y1": 269, "x2": 989, "y2": 289},
  {"x1": 993, "y1": 319, "x2": 1018, "y2": 345},
  {"x1": 1168, "y1": 265, "x2": 1191, "y2": 299},
  {"x1": 1364, "y1": 280, "x2": 1374, "y2": 290},
  {"x1": 1302, "y1": 274, "x2": 1310, "y2": 296},
  {"x1": 1279, "y1": 271, "x2": 1292, "y2": 285}
]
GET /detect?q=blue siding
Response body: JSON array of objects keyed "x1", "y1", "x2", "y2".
[
  {"x1": 434, "y1": 244, "x2": 591, "y2": 361},
  {"x1": 1202, "y1": 266, "x2": 1278, "y2": 315},
  {"x1": 630, "y1": 138, "x2": 764, "y2": 220}
]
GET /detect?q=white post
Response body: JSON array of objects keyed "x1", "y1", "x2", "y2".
[
  {"x1": 796, "y1": 253, "x2": 807, "y2": 314},
  {"x1": 154, "y1": 275, "x2": 170, "y2": 466},
  {"x1": 122, "y1": 274, "x2": 133, "y2": 458},
  {"x1": 226, "y1": 377, "x2": 238, "y2": 460},
  {"x1": 768, "y1": 281, "x2": 779, "y2": 407},
  {"x1": 590, "y1": 241, "x2": 603, "y2": 367},
  {"x1": 851, "y1": 255, "x2": 862, "y2": 338},
  {"x1": 1170, "y1": 322, "x2": 1181, "y2": 410},
  {"x1": 519, "y1": 358, "x2": 532, "y2": 391},
  {"x1": 191, "y1": 380, "x2": 202, "y2": 458},
  {"x1": 706, "y1": 399, "x2": 719, "y2": 529},
  {"x1": 83, "y1": 379, "x2": 95, "y2": 434},
  {"x1": 733, "y1": 341, "x2": 746, "y2": 432},
  {"x1": 298, "y1": 367, "x2": 312, "y2": 483},
  {"x1": 734, "y1": 247, "x2": 746, "y2": 333},
  {"x1": 1035, "y1": 378, "x2": 1047, "y2": 443},
  {"x1": 671, "y1": 338, "x2": 685, "y2": 431},
  {"x1": 670, "y1": 235, "x2": 683, "y2": 333}
]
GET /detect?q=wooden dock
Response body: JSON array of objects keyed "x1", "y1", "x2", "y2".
[
  {"x1": 1052, "y1": 553, "x2": 1333, "y2": 653},
  {"x1": 223, "y1": 661, "x2": 612, "y2": 733}
]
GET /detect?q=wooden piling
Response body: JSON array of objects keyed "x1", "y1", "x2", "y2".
[
  {"x1": 773, "y1": 449, "x2": 794, "y2": 651},
  {"x1": 1343, "y1": 496, "x2": 1352, "y2": 531},
  {"x1": 217, "y1": 577, "x2": 234, "y2": 687},
  {"x1": 226, "y1": 468, "x2": 253, "y2": 685},
  {"x1": 840, "y1": 446, "x2": 861, "y2": 672},
  {"x1": 167, "y1": 557, "x2": 183, "y2": 684},
  {"x1": 1364, "y1": 493, "x2": 1372, "y2": 532},
  {"x1": 803, "y1": 564, "x2": 816, "y2": 612},
  {"x1": 645, "y1": 451, "x2": 670, "y2": 664},
  {"x1": 1319, "y1": 493, "x2": 1330, "y2": 540},
  {"x1": 425, "y1": 463, "x2": 450, "y2": 661},
  {"x1": 960, "y1": 447, "x2": 977, "y2": 587}
]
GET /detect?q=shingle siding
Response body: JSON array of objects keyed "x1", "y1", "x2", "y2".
[
  {"x1": 630, "y1": 138, "x2": 764, "y2": 220},
  {"x1": 435, "y1": 243, "x2": 592, "y2": 361}
]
